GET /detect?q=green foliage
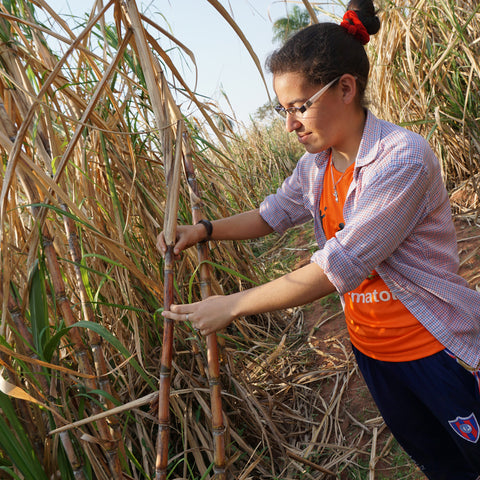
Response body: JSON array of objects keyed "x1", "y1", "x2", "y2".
[
  {"x1": 0, "y1": 394, "x2": 48, "y2": 480},
  {"x1": 28, "y1": 259, "x2": 50, "y2": 360},
  {"x1": 272, "y1": 6, "x2": 311, "y2": 45}
]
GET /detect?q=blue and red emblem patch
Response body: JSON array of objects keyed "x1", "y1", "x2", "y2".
[{"x1": 448, "y1": 413, "x2": 480, "y2": 443}]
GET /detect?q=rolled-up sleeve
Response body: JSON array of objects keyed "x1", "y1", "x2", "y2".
[{"x1": 259, "y1": 155, "x2": 317, "y2": 233}]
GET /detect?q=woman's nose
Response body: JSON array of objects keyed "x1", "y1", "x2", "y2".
[{"x1": 285, "y1": 114, "x2": 302, "y2": 132}]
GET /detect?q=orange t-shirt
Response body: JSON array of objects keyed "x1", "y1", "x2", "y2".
[{"x1": 320, "y1": 154, "x2": 444, "y2": 361}]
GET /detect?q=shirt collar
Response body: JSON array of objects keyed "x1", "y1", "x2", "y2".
[{"x1": 355, "y1": 110, "x2": 380, "y2": 167}]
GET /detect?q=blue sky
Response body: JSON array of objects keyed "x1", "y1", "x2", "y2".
[{"x1": 40, "y1": 1, "x2": 340, "y2": 124}]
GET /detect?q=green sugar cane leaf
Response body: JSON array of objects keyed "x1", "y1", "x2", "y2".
[
  {"x1": 82, "y1": 253, "x2": 126, "y2": 303},
  {"x1": 0, "y1": 393, "x2": 48, "y2": 480},
  {"x1": 43, "y1": 318, "x2": 152, "y2": 387},
  {"x1": 67, "y1": 321, "x2": 155, "y2": 389},
  {"x1": 58, "y1": 256, "x2": 114, "y2": 299},
  {"x1": 0, "y1": 467, "x2": 23, "y2": 480},
  {"x1": 187, "y1": 260, "x2": 259, "y2": 303},
  {"x1": 99, "y1": 133, "x2": 138, "y2": 260},
  {"x1": 79, "y1": 257, "x2": 97, "y2": 305},
  {"x1": 200, "y1": 462, "x2": 214, "y2": 480},
  {"x1": 100, "y1": 133, "x2": 124, "y2": 230},
  {"x1": 153, "y1": 307, "x2": 164, "y2": 323},
  {"x1": 90, "y1": 302, "x2": 148, "y2": 314},
  {"x1": 42, "y1": 327, "x2": 70, "y2": 363},
  {"x1": 41, "y1": 321, "x2": 154, "y2": 388},
  {"x1": 83, "y1": 253, "x2": 127, "y2": 268},
  {"x1": 28, "y1": 260, "x2": 49, "y2": 358},
  {"x1": 94, "y1": 267, "x2": 115, "y2": 305},
  {"x1": 23, "y1": 203, "x2": 103, "y2": 236},
  {"x1": 56, "y1": 436, "x2": 76, "y2": 480}
]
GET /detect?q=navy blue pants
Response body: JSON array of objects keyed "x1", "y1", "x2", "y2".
[{"x1": 353, "y1": 346, "x2": 480, "y2": 480}]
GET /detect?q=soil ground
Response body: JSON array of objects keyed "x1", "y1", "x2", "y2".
[{"x1": 300, "y1": 216, "x2": 480, "y2": 479}]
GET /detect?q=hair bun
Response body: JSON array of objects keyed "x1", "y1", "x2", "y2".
[{"x1": 346, "y1": 0, "x2": 380, "y2": 35}]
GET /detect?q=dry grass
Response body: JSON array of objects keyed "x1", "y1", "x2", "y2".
[
  {"x1": 368, "y1": 0, "x2": 480, "y2": 214},
  {"x1": 0, "y1": 1, "x2": 478, "y2": 479}
]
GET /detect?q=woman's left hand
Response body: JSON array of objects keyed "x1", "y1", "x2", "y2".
[
  {"x1": 162, "y1": 295, "x2": 237, "y2": 336},
  {"x1": 162, "y1": 263, "x2": 337, "y2": 336}
]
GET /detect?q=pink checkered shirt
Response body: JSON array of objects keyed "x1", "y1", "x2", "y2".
[{"x1": 260, "y1": 111, "x2": 480, "y2": 368}]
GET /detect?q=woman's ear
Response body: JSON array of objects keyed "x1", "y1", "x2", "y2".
[{"x1": 339, "y1": 74, "x2": 358, "y2": 105}]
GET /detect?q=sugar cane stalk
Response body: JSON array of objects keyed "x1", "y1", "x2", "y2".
[
  {"x1": 121, "y1": 2, "x2": 183, "y2": 474},
  {"x1": 156, "y1": 120, "x2": 184, "y2": 480},
  {"x1": 61, "y1": 202, "x2": 124, "y2": 476},
  {"x1": 1, "y1": 35, "x2": 126, "y2": 472},
  {"x1": 183, "y1": 135, "x2": 227, "y2": 479},
  {"x1": 0, "y1": 112, "x2": 92, "y2": 480}
]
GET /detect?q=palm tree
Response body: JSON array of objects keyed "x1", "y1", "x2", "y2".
[{"x1": 272, "y1": 5, "x2": 311, "y2": 44}]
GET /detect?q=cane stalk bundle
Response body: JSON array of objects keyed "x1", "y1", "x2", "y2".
[
  {"x1": 0, "y1": 0, "x2": 266, "y2": 477},
  {"x1": 183, "y1": 134, "x2": 227, "y2": 479},
  {"x1": 156, "y1": 121, "x2": 183, "y2": 480}
]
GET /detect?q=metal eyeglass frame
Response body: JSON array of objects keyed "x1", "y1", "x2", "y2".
[{"x1": 274, "y1": 76, "x2": 341, "y2": 118}]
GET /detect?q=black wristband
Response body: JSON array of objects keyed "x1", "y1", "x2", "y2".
[{"x1": 196, "y1": 219, "x2": 213, "y2": 242}]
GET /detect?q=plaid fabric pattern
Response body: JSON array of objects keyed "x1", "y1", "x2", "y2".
[{"x1": 260, "y1": 111, "x2": 480, "y2": 368}]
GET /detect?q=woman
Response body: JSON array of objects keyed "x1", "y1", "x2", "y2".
[{"x1": 157, "y1": 1, "x2": 480, "y2": 478}]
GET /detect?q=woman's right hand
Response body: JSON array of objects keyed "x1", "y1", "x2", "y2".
[
  {"x1": 156, "y1": 209, "x2": 272, "y2": 259},
  {"x1": 156, "y1": 223, "x2": 207, "y2": 258}
]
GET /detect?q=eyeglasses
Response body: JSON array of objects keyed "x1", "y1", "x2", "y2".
[{"x1": 274, "y1": 76, "x2": 341, "y2": 118}]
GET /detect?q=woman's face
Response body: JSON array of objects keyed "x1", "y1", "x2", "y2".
[{"x1": 273, "y1": 72, "x2": 349, "y2": 154}]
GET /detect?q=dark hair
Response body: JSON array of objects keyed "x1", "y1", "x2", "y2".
[{"x1": 265, "y1": 0, "x2": 380, "y2": 103}]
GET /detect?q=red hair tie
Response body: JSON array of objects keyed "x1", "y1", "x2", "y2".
[{"x1": 340, "y1": 10, "x2": 370, "y2": 45}]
